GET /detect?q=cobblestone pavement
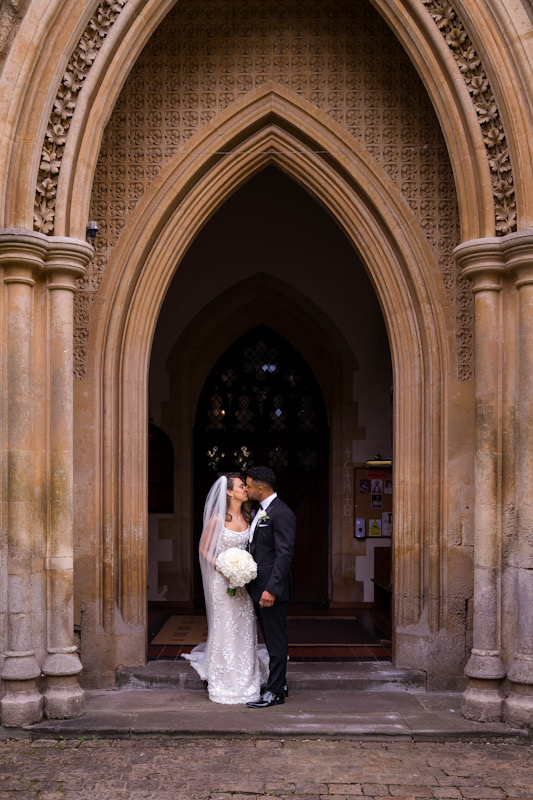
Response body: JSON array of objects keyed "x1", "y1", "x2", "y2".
[{"x1": 0, "y1": 737, "x2": 532, "y2": 800}]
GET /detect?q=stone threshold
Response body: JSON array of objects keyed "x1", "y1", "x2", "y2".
[
  {"x1": 116, "y1": 660, "x2": 426, "y2": 692},
  {"x1": 5, "y1": 688, "x2": 528, "y2": 743},
  {"x1": 1, "y1": 664, "x2": 530, "y2": 744}
]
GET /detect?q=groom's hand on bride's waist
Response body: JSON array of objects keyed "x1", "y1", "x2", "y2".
[{"x1": 259, "y1": 590, "x2": 276, "y2": 608}]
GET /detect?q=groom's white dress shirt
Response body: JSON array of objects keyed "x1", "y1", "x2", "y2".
[{"x1": 249, "y1": 492, "x2": 277, "y2": 543}]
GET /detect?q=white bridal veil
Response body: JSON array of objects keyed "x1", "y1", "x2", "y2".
[
  {"x1": 199, "y1": 474, "x2": 228, "y2": 632},
  {"x1": 181, "y1": 475, "x2": 228, "y2": 672}
]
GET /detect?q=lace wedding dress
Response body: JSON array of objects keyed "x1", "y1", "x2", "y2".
[{"x1": 183, "y1": 526, "x2": 269, "y2": 704}]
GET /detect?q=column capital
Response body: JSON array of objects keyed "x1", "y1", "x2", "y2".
[
  {"x1": 45, "y1": 236, "x2": 94, "y2": 290},
  {"x1": 455, "y1": 230, "x2": 533, "y2": 290},
  {"x1": 0, "y1": 228, "x2": 49, "y2": 283},
  {"x1": 500, "y1": 229, "x2": 533, "y2": 288},
  {"x1": 0, "y1": 230, "x2": 94, "y2": 288},
  {"x1": 454, "y1": 237, "x2": 505, "y2": 291}
]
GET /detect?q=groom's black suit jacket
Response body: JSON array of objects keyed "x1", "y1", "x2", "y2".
[{"x1": 247, "y1": 496, "x2": 296, "y2": 604}]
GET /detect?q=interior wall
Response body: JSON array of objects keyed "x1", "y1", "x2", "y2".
[{"x1": 148, "y1": 167, "x2": 392, "y2": 604}]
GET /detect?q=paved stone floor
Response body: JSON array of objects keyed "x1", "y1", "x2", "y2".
[{"x1": 0, "y1": 737, "x2": 531, "y2": 800}]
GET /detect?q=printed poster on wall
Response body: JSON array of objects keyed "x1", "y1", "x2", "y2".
[
  {"x1": 371, "y1": 494, "x2": 382, "y2": 509},
  {"x1": 382, "y1": 511, "x2": 392, "y2": 537},
  {"x1": 369, "y1": 519, "x2": 382, "y2": 536}
]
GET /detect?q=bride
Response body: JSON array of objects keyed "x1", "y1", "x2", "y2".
[{"x1": 182, "y1": 473, "x2": 268, "y2": 704}]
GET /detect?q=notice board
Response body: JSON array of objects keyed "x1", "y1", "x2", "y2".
[{"x1": 354, "y1": 466, "x2": 392, "y2": 538}]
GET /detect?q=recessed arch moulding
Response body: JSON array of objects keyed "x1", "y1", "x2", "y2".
[{"x1": 70, "y1": 86, "x2": 471, "y2": 690}]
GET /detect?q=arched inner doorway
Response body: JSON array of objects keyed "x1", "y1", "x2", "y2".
[
  {"x1": 147, "y1": 166, "x2": 393, "y2": 638},
  {"x1": 193, "y1": 325, "x2": 329, "y2": 606}
]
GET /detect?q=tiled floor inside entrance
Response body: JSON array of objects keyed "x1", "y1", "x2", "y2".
[{"x1": 147, "y1": 606, "x2": 392, "y2": 662}]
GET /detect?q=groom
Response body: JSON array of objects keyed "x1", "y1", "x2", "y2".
[{"x1": 245, "y1": 466, "x2": 296, "y2": 708}]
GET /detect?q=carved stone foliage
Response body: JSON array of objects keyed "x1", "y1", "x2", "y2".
[
  {"x1": 77, "y1": 0, "x2": 467, "y2": 380},
  {"x1": 33, "y1": 0, "x2": 128, "y2": 235},
  {"x1": 422, "y1": 0, "x2": 516, "y2": 236}
]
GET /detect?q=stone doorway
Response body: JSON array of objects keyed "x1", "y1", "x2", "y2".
[
  {"x1": 79, "y1": 88, "x2": 452, "y2": 688},
  {"x1": 147, "y1": 167, "x2": 391, "y2": 616}
]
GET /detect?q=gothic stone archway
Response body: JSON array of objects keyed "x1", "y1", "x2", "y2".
[
  {"x1": 75, "y1": 87, "x2": 458, "y2": 689},
  {"x1": 1, "y1": 0, "x2": 532, "y2": 726}
]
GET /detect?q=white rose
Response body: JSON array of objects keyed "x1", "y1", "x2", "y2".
[{"x1": 216, "y1": 548, "x2": 258, "y2": 596}]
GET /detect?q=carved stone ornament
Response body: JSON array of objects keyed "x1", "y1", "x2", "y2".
[
  {"x1": 33, "y1": 0, "x2": 128, "y2": 235},
  {"x1": 422, "y1": 0, "x2": 517, "y2": 236},
  {"x1": 73, "y1": 0, "x2": 470, "y2": 381}
]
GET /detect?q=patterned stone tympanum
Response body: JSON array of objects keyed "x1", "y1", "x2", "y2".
[{"x1": 77, "y1": 0, "x2": 465, "y2": 381}]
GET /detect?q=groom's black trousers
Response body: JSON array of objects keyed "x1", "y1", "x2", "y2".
[{"x1": 254, "y1": 600, "x2": 288, "y2": 695}]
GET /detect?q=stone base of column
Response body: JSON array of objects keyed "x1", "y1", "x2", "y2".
[
  {"x1": 502, "y1": 654, "x2": 533, "y2": 729},
  {"x1": 503, "y1": 686, "x2": 533, "y2": 730},
  {"x1": 461, "y1": 678, "x2": 506, "y2": 723},
  {"x1": 1, "y1": 653, "x2": 44, "y2": 727},
  {"x1": 43, "y1": 675, "x2": 85, "y2": 719},
  {"x1": 42, "y1": 652, "x2": 85, "y2": 720},
  {"x1": 0, "y1": 679, "x2": 44, "y2": 727}
]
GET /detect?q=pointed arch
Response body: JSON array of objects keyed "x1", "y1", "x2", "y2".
[{"x1": 82, "y1": 85, "x2": 453, "y2": 679}]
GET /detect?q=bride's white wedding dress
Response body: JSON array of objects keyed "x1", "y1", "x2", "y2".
[{"x1": 183, "y1": 525, "x2": 268, "y2": 704}]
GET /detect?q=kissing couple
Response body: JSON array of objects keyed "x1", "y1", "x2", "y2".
[{"x1": 183, "y1": 466, "x2": 296, "y2": 707}]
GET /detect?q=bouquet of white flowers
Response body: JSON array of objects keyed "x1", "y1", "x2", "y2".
[{"x1": 215, "y1": 548, "x2": 257, "y2": 596}]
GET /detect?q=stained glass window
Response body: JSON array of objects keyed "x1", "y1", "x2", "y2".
[{"x1": 195, "y1": 326, "x2": 327, "y2": 475}]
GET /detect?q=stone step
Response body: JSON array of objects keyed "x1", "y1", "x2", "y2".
[{"x1": 116, "y1": 660, "x2": 426, "y2": 692}]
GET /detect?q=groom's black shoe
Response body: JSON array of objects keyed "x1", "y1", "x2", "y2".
[{"x1": 246, "y1": 690, "x2": 285, "y2": 708}]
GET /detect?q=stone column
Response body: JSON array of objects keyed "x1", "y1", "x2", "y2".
[
  {"x1": 0, "y1": 230, "x2": 48, "y2": 727},
  {"x1": 455, "y1": 239, "x2": 507, "y2": 722},
  {"x1": 502, "y1": 231, "x2": 533, "y2": 729},
  {"x1": 40, "y1": 238, "x2": 92, "y2": 719}
]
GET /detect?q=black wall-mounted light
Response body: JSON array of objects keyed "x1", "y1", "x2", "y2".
[{"x1": 86, "y1": 220, "x2": 99, "y2": 245}]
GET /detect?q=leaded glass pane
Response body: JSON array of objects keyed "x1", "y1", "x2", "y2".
[
  {"x1": 197, "y1": 326, "x2": 326, "y2": 473},
  {"x1": 235, "y1": 393, "x2": 254, "y2": 431},
  {"x1": 296, "y1": 446, "x2": 318, "y2": 471},
  {"x1": 269, "y1": 394, "x2": 287, "y2": 430},
  {"x1": 298, "y1": 394, "x2": 316, "y2": 431},
  {"x1": 207, "y1": 394, "x2": 226, "y2": 430},
  {"x1": 268, "y1": 446, "x2": 289, "y2": 471},
  {"x1": 207, "y1": 444, "x2": 225, "y2": 470},
  {"x1": 243, "y1": 340, "x2": 280, "y2": 381},
  {"x1": 234, "y1": 444, "x2": 253, "y2": 472}
]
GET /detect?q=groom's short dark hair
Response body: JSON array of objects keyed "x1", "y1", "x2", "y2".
[{"x1": 247, "y1": 466, "x2": 276, "y2": 489}]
